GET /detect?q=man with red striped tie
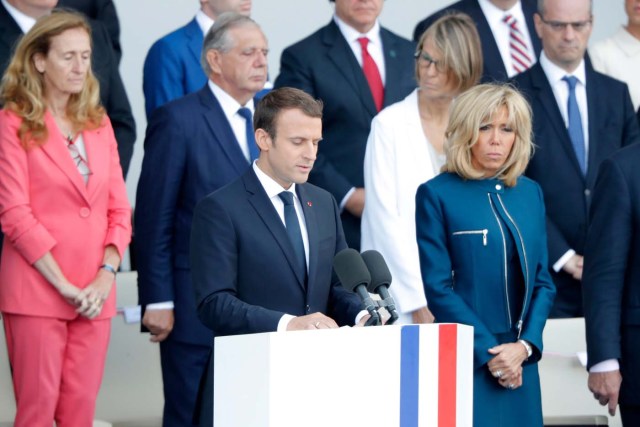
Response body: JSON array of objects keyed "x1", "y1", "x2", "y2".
[{"x1": 414, "y1": 0, "x2": 541, "y2": 82}]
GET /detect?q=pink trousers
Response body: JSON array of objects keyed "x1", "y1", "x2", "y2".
[{"x1": 2, "y1": 313, "x2": 111, "y2": 427}]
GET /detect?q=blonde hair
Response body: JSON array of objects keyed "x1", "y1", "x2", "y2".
[
  {"x1": 415, "y1": 12, "x2": 483, "y2": 94},
  {"x1": 0, "y1": 9, "x2": 104, "y2": 148},
  {"x1": 443, "y1": 83, "x2": 533, "y2": 187}
]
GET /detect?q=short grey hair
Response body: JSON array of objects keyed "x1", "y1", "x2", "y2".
[
  {"x1": 200, "y1": 12, "x2": 260, "y2": 75},
  {"x1": 537, "y1": 0, "x2": 592, "y2": 15}
]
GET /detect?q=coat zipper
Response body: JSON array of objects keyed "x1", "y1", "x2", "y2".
[
  {"x1": 497, "y1": 194, "x2": 529, "y2": 339},
  {"x1": 488, "y1": 194, "x2": 512, "y2": 329},
  {"x1": 452, "y1": 229, "x2": 488, "y2": 246}
]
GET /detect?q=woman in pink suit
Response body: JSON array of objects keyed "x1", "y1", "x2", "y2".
[{"x1": 0, "y1": 10, "x2": 131, "y2": 427}]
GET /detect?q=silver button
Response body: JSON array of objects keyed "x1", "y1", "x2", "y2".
[{"x1": 495, "y1": 184, "x2": 502, "y2": 191}]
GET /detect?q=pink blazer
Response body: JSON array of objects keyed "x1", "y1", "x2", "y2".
[{"x1": 0, "y1": 109, "x2": 132, "y2": 320}]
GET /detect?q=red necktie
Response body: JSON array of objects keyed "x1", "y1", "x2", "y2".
[{"x1": 357, "y1": 37, "x2": 384, "y2": 112}]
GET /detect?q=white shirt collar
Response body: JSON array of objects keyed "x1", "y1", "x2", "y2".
[
  {"x1": 539, "y1": 50, "x2": 587, "y2": 86},
  {"x1": 478, "y1": 0, "x2": 526, "y2": 27},
  {"x1": 253, "y1": 161, "x2": 298, "y2": 198},
  {"x1": 1, "y1": 0, "x2": 37, "y2": 33},
  {"x1": 195, "y1": 9, "x2": 215, "y2": 36},
  {"x1": 333, "y1": 14, "x2": 382, "y2": 47},
  {"x1": 207, "y1": 80, "x2": 254, "y2": 121}
]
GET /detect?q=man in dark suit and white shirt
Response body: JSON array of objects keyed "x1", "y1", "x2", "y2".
[
  {"x1": 513, "y1": 0, "x2": 640, "y2": 318},
  {"x1": 135, "y1": 13, "x2": 267, "y2": 427},
  {"x1": 190, "y1": 87, "x2": 365, "y2": 426},
  {"x1": 274, "y1": 0, "x2": 415, "y2": 250},
  {"x1": 414, "y1": 0, "x2": 541, "y2": 82},
  {"x1": 0, "y1": 0, "x2": 136, "y2": 177},
  {"x1": 583, "y1": 142, "x2": 640, "y2": 425}
]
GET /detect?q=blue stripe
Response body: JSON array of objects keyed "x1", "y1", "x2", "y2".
[{"x1": 400, "y1": 325, "x2": 420, "y2": 427}]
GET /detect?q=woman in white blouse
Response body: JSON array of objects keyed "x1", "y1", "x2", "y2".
[{"x1": 361, "y1": 12, "x2": 483, "y2": 324}]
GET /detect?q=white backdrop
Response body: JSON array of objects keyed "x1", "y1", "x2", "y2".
[{"x1": 113, "y1": 0, "x2": 627, "y2": 203}]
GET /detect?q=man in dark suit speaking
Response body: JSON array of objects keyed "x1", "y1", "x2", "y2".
[
  {"x1": 190, "y1": 87, "x2": 366, "y2": 425},
  {"x1": 274, "y1": 0, "x2": 415, "y2": 250},
  {"x1": 583, "y1": 143, "x2": 640, "y2": 425}
]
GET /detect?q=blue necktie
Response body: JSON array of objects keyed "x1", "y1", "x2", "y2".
[
  {"x1": 562, "y1": 76, "x2": 587, "y2": 175},
  {"x1": 237, "y1": 107, "x2": 260, "y2": 162},
  {"x1": 278, "y1": 191, "x2": 307, "y2": 281}
]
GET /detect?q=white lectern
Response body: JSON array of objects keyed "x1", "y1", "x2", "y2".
[{"x1": 214, "y1": 324, "x2": 473, "y2": 427}]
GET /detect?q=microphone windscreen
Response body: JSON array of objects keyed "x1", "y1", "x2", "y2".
[
  {"x1": 333, "y1": 248, "x2": 371, "y2": 292},
  {"x1": 361, "y1": 250, "x2": 392, "y2": 293}
]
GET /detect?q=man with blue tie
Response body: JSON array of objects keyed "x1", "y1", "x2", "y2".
[
  {"x1": 513, "y1": 0, "x2": 640, "y2": 318},
  {"x1": 413, "y1": 0, "x2": 541, "y2": 82},
  {"x1": 274, "y1": 0, "x2": 415, "y2": 250},
  {"x1": 190, "y1": 87, "x2": 365, "y2": 426},
  {"x1": 135, "y1": 13, "x2": 267, "y2": 426},
  {"x1": 143, "y1": 0, "x2": 252, "y2": 119}
]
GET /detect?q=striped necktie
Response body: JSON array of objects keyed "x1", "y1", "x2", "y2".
[{"x1": 503, "y1": 14, "x2": 533, "y2": 74}]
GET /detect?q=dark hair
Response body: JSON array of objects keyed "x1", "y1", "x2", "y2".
[{"x1": 254, "y1": 88, "x2": 323, "y2": 139}]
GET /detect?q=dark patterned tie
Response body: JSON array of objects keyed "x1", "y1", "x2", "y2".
[{"x1": 278, "y1": 191, "x2": 307, "y2": 281}]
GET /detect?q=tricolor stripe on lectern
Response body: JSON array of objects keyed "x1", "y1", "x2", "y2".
[{"x1": 400, "y1": 324, "x2": 460, "y2": 427}]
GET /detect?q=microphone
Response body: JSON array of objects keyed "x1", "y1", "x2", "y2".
[
  {"x1": 361, "y1": 250, "x2": 399, "y2": 325},
  {"x1": 333, "y1": 248, "x2": 380, "y2": 326}
]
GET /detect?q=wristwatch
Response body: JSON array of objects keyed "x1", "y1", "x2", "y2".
[
  {"x1": 518, "y1": 339, "x2": 533, "y2": 360},
  {"x1": 100, "y1": 263, "x2": 117, "y2": 277}
]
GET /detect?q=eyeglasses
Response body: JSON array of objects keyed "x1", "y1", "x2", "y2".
[
  {"x1": 539, "y1": 16, "x2": 592, "y2": 32},
  {"x1": 414, "y1": 50, "x2": 445, "y2": 73}
]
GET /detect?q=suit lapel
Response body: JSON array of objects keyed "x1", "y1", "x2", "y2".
[
  {"x1": 531, "y1": 64, "x2": 585, "y2": 179},
  {"x1": 197, "y1": 87, "x2": 250, "y2": 175},
  {"x1": 185, "y1": 18, "x2": 203, "y2": 71},
  {"x1": 82, "y1": 124, "x2": 108, "y2": 198},
  {"x1": 0, "y1": 4, "x2": 23, "y2": 62},
  {"x1": 40, "y1": 112, "x2": 90, "y2": 203},
  {"x1": 244, "y1": 170, "x2": 306, "y2": 290},
  {"x1": 298, "y1": 184, "x2": 317, "y2": 295},
  {"x1": 522, "y1": 0, "x2": 542, "y2": 57},
  {"x1": 323, "y1": 21, "x2": 378, "y2": 117},
  {"x1": 380, "y1": 28, "x2": 409, "y2": 109},
  {"x1": 585, "y1": 64, "x2": 602, "y2": 187}
]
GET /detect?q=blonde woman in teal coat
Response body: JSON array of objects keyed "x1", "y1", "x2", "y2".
[{"x1": 416, "y1": 84, "x2": 556, "y2": 427}]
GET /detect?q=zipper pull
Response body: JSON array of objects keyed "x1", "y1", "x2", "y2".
[
  {"x1": 516, "y1": 320, "x2": 523, "y2": 338},
  {"x1": 482, "y1": 229, "x2": 488, "y2": 246}
]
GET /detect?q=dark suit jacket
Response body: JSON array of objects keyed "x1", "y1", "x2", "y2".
[
  {"x1": 0, "y1": 4, "x2": 136, "y2": 177},
  {"x1": 58, "y1": 0, "x2": 121, "y2": 64},
  {"x1": 135, "y1": 85, "x2": 252, "y2": 346},
  {"x1": 413, "y1": 0, "x2": 541, "y2": 83},
  {"x1": 274, "y1": 20, "x2": 415, "y2": 250},
  {"x1": 583, "y1": 143, "x2": 640, "y2": 406},
  {"x1": 143, "y1": 18, "x2": 207, "y2": 119},
  {"x1": 190, "y1": 167, "x2": 362, "y2": 425},
  {"x1": 514, "y1": 61, "x2": 640, "y2": 317}
]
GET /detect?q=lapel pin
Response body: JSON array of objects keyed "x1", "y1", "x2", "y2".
[{"x1": 307, "y1": 201, "x2": 312, "y2": 207}]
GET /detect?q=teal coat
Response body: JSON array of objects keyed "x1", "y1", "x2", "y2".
[{"x1": 415, "y1": 173, "x2": 556, "y2": 368}]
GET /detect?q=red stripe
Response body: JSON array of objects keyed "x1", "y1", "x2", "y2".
[{"x1": 438, "y1": 324, "x2": 457, "y2": 427}]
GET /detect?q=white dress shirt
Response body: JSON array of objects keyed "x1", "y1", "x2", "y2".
[
  {"x1": 590, "y1": 26, "x2": 640, "y2": 110},
  {"x1": 539, "y1": 52, "x2": 589, "y2": 271},
  {"x1": 195, "y1": 8, "x2": 215, "y2": 36},
  {"x1": 478, "y1": 0, "x2": 536, "y2": 77}
]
